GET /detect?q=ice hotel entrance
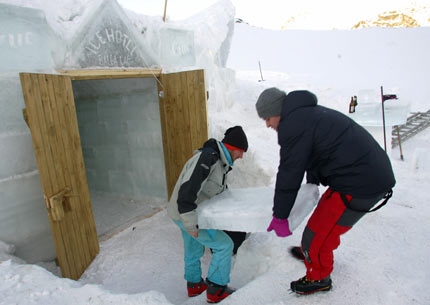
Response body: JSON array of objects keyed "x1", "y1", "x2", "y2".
[{"x1": 20, "y1": 69, "x2": 209, "y2": 279}]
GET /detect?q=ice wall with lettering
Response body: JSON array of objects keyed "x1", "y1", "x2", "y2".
[{"x1": 64, "y1": 0, "x2": 159, "y2": 68}]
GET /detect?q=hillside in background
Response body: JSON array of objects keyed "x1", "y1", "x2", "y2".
[
  {"x1": 352, "y1": 5, "x2": 430, "y2": 28},
  {"x1": 235, "y1": 2, "x2": 430, "y2": 30}
]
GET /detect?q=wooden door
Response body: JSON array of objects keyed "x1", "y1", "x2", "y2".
[
  {"x1": 20, "y1": 73, "x2": 99, "y2": 280},
  {"x1": 158, "y1": 70, "x2": 209, "y2": 198}
]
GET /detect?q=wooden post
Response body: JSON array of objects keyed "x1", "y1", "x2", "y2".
[
  {"x1": 381, "y1": 86, "x2": 387, "y2": 152},
  {"x1": 163, "y1": 0, "x2": 168, "y2": 22},
  {"x1": 396, "y1": 126, "x2": 404, "y2": 160},
  {"x1": 258, "y1": 60, "x2": 265, "y2": 82}
]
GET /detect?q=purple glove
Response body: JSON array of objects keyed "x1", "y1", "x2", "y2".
[{"x1": 267, "y1": 217, "x2": 292, "y2": 237}]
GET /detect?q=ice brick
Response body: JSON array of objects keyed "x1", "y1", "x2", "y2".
[
  {"x1": 216, "y1": 19, "x2": 235, "y2": 67},
  {"x1": 0, "y1": 132, "x2": 37, "y2": 180},
  {"x1": 350, "y1": 100, "x2": 410, "y2": 127},
  {"x1": 108, "y1": 169, "x2": 134, "y2": 197},
  {"x1": 0, "y1": 75, "x2": 27, "y2": 133},
  {"x1": 0, "y1": 3, "x2": 52, "y2": 72},
  {"x1": 159, "y1": 27, "x2": 196, "y2": 67},
  {"x1": 197, "y1": 184, "x2": 319, "y2": 233},
  {"x1": 0, "y1": 172, "x2": 55, "y2": 262}
]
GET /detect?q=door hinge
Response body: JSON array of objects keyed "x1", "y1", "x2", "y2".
[{"x1": 44, "y1": 187, "x2": 78, "y2": 221}]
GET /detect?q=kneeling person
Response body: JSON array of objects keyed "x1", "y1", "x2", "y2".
[{"x1": 167, "y1": 126, "x2": 248, "y2": 303}]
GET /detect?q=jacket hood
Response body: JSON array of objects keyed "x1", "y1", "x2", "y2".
[
  {"x1": 281, "y1": 90, "x2": 318, "y2": 117},
  {"x1": 202, "y1": 138, "x2": 220, "y2": 153},
  {"x1": 202, "y1": 138, "x2": 231, "y2": 168}
]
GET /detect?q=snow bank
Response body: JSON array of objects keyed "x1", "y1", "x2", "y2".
[{"x1": 0, "y1": 260, "x2": 173, "y2": 305}]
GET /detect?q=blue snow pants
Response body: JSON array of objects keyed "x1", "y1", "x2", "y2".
[{"x1": 174, "y1": 220, "x2": 233, "y2": 286}]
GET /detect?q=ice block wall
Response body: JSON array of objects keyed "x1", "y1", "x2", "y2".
[
  {"x1": 0, "y1": 3, "x2": 56, "y2": 263},
  {"x1": 73, "y1": 77, "x2": 167, "y2": 201},
  {"x1": 157, "y1": 27, "x2": 196, "y2": 67},
  {"x1": 0, "y1": 3, "x2": 52, "y2": 72},
  {"x1": 348, "y1": 89, "x2": 410, "y2": 156},
  {"x1": 140, "y1": 0, "x2": 236, "y2": 112}
]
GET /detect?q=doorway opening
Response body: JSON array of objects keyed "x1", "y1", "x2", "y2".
[{"x1": 72, "y1": 77, "x2": 167, "y2": 239}]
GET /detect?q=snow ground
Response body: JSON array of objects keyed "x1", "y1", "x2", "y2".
[
  {"x1": 1, "y1": 1, "x2": 430, "y2": 304},
  {"x1": 76, "y1": 127, "x2": 430, "y2": 305}
]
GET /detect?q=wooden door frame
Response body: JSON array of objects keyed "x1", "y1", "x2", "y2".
[{"x1": 20, "y1": 69, "x2": 208, "y2": 279}]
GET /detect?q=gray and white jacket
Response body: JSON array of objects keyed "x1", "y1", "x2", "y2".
[{"x1": 167, "y1": 138, "x2": 232, "y2": 232}]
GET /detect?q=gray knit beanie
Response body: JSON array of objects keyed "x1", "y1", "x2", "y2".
[{"x1": 255, "y1": 87, "x2": 286, "y2": 119}]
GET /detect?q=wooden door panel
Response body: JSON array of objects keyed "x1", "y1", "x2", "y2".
[
  {"x1": 158, "y1": 70, "x2": 209, "y2": 198},
  {"x1": 20, "y1": 73, "x2": 99, "y2": 280}
]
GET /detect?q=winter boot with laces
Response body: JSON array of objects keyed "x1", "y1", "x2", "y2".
[
  {"x1": 187, "y1": 278, "x2": 208, "y2": 297},
  {"x1": 290, "y1": 275, "x2": 332, "y2": 295},
  {"x1": 206, "y1": 279, "x2": 235, "y2": 303}
]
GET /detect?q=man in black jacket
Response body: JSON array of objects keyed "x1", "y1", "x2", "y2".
[{"x1": 256, "y1": 88, "x2": 395, "y2": 295}]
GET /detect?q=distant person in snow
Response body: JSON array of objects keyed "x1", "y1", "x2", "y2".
[
  {"x1": 167, "y1": 126, "x2": 248, "y2": 303},
  {"x1": 255, "y1": 88, "x2": 395, "y2": 295}
]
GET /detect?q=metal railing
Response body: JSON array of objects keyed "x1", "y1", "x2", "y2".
[{"x1": 392, "y1": 110, "x2": 430, "y2": 148}]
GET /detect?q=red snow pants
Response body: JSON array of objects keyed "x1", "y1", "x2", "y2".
[{"x1": 301, "y1": 188, "x2": 382, "y2": 280}]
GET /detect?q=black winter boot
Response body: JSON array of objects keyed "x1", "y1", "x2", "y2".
[
  {"x1": 290, "y1": 275, "x2": 332, "y2": 295},
  {"x1": 289, "y1": 246, "x2": 305, "y2": 260}
]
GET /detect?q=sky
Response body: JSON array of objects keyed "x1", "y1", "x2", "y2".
[
  {"x1": 1, "y1": 0, "x2": 430, "y2": 305},
  {"x1": 117, "y1": 0, "x2": 430, "y2": 29}
]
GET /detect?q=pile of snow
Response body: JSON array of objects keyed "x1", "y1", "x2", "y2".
[
  {"x1": 0, "y1": 259, "x2": 173, "y2": 305},
  {"x1": 0, "y1": 241, "x2": 24, "y2": 264},
  {"x1": 1, "y1": 1, "x2": 430, "y2": 305}
]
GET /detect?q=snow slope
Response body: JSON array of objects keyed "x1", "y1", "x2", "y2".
[{"x1": 1, "y1": 1, "x2": 430, "y2": 305}]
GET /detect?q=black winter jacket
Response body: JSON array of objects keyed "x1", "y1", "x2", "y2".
[{"x1": 273, "y1": 90, "x2": 396, "y2": 219}]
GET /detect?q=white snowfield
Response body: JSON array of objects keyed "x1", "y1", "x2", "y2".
[{"x1": 197, "y1": 183, "x2": 320, "y2": 232}]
